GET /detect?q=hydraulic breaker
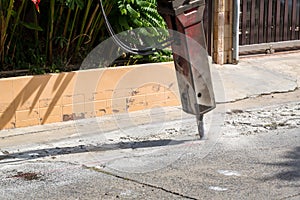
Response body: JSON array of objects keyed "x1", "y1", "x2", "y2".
[{"x1": 157, "y1": 0, "x2": 216, "y2": 138}]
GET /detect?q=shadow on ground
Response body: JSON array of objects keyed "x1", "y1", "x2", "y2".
[
  {"x1": 262, "y1": 146, "x2": 300, "y2": 182},
  {"x1": 0, "y1": 139, "x2": 194, "y2": 164}
]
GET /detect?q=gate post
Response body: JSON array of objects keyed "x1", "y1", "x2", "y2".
[
  {"x1": 233, "y1": 0, "x2": 240, "y2": 64},
  {"x1": 212, "y1": 0, "x2": 235, "y2": 64}
]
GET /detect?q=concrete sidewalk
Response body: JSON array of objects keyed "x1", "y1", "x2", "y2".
[{"x1": 213, "y1": 51, "x2": 299, "y2": 103}]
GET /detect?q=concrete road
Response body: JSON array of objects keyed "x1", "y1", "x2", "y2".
[{"x1": 0, "y1": 89, "x2": 299, "y2": 199}]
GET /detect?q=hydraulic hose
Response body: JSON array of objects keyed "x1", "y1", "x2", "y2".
[{"x1": 99, "y1": 0, "x2": 171, "y2": 55}]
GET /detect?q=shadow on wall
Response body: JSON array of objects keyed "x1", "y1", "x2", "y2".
[
  {"x1": 0, "y1": 73, "x2": 75, "y2": 129},
  {"x1": 0, "y1": 63, "x2": 180, "y2": 130}
]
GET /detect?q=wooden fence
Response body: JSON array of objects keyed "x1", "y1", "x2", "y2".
[{"x1": 240, "y1": 0, "x2": 300, "y2": 46}]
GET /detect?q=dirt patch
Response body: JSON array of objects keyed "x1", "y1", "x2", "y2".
[{"x1": 10, "y1": 171, "x2": 42, "y2": 181}]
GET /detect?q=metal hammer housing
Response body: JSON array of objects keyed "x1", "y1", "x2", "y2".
[{"x1": 157, "y1": 0, "x2": 216, "y2": 137}]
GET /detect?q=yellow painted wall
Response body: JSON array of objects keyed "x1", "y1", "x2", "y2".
[{"x1": 0, "y1": 62, "x2": 180, "y2": 130}]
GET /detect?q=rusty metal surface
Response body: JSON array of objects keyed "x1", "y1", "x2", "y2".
[{"x1": 157, "y1": 0, "x2": 205, "y2": 15}]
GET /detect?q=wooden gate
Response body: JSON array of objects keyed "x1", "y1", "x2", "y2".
[{"x1": 239, "y1": 0, "x2": 300, "y2": 54}]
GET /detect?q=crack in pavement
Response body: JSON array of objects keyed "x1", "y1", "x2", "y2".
[
  {"x1": 217, "y1": 87, "x2": 299, "y2": 104},
  {"x1": 83, "y1": 165, "x2": 199, "y2": 200},
  {"x1": 280, "y1": 192, "x2": 300, "y2": 200}
]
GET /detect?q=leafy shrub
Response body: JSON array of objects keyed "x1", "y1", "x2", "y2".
[
  {"x1": 110, "y1": 0, "x2": 172, "y2": 65},
  {"x1": 0, "y1": 0, "x2": 171, "y2": 77},
  {"x1": 0, "y1": 0, "x2": 112, "y2": 76}
]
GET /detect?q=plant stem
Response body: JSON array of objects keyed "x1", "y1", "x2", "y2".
[
  {"x1": 54, "y1": 3, "x2": 64, "y2": 38},
  {"x1": 65, "y1": 6, "x2": 79, "y2": 59},
  {"x1": 75, "y1": 0, "x2": 92, "y2": 54},
  {"x1": 6, "y1": 0, "x2": 26, "y2": 55},
  {"x1": 48, "y1": 0, "x2": 55, "y2": 64},
  {"x1": 0, "y1": 0, "x2": 14, "y2": 63}
]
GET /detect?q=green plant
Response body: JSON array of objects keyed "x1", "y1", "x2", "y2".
[
  {"x1": 108, "y1": 0, "x2": 172, "y2": 65},
  {"x1": 114, "y1": 0, "x2": 166, "y2": 31},
  {"x1": 0, "y1": 0, "x2": 15, "y2": 67},
  {"x1": 0, "y1": 0, "x2": 113, "y2": 75},
  {"x1": 0, "y1": 0, "x2": 171, "y2": 77},
  {"x1": 43, "y1": 0, "x2": 113, "y2": 66}
]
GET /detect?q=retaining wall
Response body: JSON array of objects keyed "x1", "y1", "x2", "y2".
[{"x1": 0, "y1": 62, "x2": 180, "y2": 130}]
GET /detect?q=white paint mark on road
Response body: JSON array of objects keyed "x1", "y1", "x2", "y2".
[
  {"x1": 120, "y1": 190, "x2": 133, "y2": 196},
  {"x1": 217, "y1": 169, "x2": 241, "y2": 176},
  {"x1": 209, "y1": 186, "x2": 228, "y2": 191}
]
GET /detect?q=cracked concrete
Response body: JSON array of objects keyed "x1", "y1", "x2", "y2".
[
  {"x1": 213, "y1": 51, "x2": 300, "y2": 103},
  {"x1": 225, "y1": 101, "x2": 300, "y2": 136}
]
